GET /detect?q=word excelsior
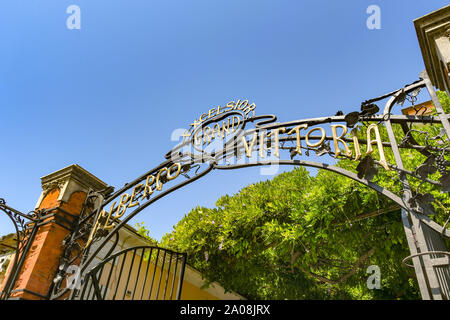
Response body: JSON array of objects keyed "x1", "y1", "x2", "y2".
[{"x1": 182, "y1": 99, "x2": 256, "y2": 140}]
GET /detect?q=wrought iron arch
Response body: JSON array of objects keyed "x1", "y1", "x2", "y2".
[{"x1": 50, "y1": 71, "x2": 450, "y2": 300}]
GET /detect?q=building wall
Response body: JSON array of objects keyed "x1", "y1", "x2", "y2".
[{"x1": 401, "y1": 100, "x2": 434, "y2": 115}]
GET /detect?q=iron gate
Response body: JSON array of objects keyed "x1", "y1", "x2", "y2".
[{"x1": 71, "y1": 246, "x2": 186, "y2": 300}]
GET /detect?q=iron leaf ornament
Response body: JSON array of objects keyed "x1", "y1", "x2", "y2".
[
  {"x1": 439, "y1": 172, "x2": 450, "y2": 193},
  {"x1": 343, "y1": 102, "x2": 379, "y2": 128},
  {"x1": 408, "y1": 192, "x2": 436, "y2": 215},
  {"x1": 360, "y1": 103, "x2": 379, "y2": 116},
  {"x1": 344, "y1": 112, "x2": 360, "y2": 128},
  {"x1": 289, "y1": 147, "x2": 297, "y2": 160},
  {"x1": 315, "y1": 141, "x2": 331, "y2": 157},
  {"x1": 415, "y1": 155, "x2": 437, "y2": 179},
  {"x1": 356, "y1": 155, "x2": 378, "y2": 181}
]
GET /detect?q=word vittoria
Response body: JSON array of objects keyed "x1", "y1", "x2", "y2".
[{"x1": 240, "y1": 123, "x2": 390, "y2": 171}]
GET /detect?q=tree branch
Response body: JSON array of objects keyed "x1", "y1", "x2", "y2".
[
  {"x1": 296, "y1": 248, "x2": 376, "y2": 285},
  {"x1": 332, "y1": 205, "x2": 400, "y2": 227}
]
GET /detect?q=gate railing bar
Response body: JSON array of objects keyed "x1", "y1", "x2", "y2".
[
  {"x1": 176, "y1": 253, "x2": 187, "y2": 300},
  {"x1": 112, "y1": 253, "x2": 127, "y2": 300},
  {"x1": 122, "y1": 248, "x2": 137, "y2": 300},
  {"x1": 102, "y1": 256, "x2": 117, "y2": 300},
  {"x1": 131, "y1": 247, "x2": 145, "y2": 300},
  {"x1": 155, "y1": 249, "x2": 167, "y2": 300},
  {"x1": 169, "y1": 253, "x2": 180, "y2": 300},
  {"x1": 147, "y1": 248, "x2": 160, "y2": 300},
  {"x1": 82, "y1": 277, "x2": 90, "y2": 300},
  {"x1": 78, "y1": 274, "x2": 88, "y2": 300},
  {"x1": 139, "y1": 247, "x2": 153, "y2": 300},
  {"x1": 91, "y1": 273, "x2": 103, "y2": 300},
  {"x1": 94, "y1": 264, "x2": 105, "y2": 299},
  {"x1": 162, "y1": 251, "x2": 174, "y2": 300},
  {"x1": 85, "y1": 274, "x2": 94, "y2": 300}
]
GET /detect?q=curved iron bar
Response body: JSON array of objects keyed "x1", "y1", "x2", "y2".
[
  {"x1": 386, "y1": 164, "x2": 441, "y2": 187},
  {"x1": 0, "y1": 199, "x2": 42, "y2": 300},
  {"x1": 214, "y1": 160, "x2": 406, "y2": 210},
  {"x1": 402, "y1": 251, "x2": 450, "y2": 268}
]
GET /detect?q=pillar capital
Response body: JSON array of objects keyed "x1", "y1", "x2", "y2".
[
  {"x1": 7, "y1": 165, "x2": 108, "y2": 299},
  {"x1": 36, "y1": 164, "x2": 108, "y2": 209},
  {"x1": 415, "y1": 5, "x2": 450, "y2": 94}
]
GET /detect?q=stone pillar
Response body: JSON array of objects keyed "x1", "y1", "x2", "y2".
[
  {"x1": 8, "y1": 164, "x2": 107, "y2": 300},
  {"x1": 415, "y1": 5, "x2": 450, "y2": 95}
]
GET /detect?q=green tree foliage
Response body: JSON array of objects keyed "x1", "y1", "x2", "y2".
[{"x1": 142, "y1": 92, "x2": 449, "y2": 300}]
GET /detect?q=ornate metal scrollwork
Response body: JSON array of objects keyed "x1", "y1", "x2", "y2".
[
  {"x1": 0, "y1": 199, "x2": 43, "y2": 300},
  {"x1": 45, "y1": 74, "x2": 450, "y2": 300},
  {"x1": 50, "y1": 187, "x2": 114, "y2": 299},
  {"x1": 0, "y1": 199, "x2": 41, "y2": 254}
]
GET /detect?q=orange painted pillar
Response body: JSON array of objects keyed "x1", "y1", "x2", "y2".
[{"x1": 7, "y1": 164, "x2": 107, "y2": 300}]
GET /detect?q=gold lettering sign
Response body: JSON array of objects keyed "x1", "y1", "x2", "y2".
[
  {"x1": 242, "y1": 132, "x2": 258, "y2": 157},
  {"x1": 180, "y1": 101, "x2": 389, "y2": 169},
  {"x1": 182, "y1": 100, "x2": 256, "y2": 139},
  {"x1": 240, "y1": 123, "x2": 391, "y2": 171},
  {"x1": 287, "y1": 124, "x2": 308, "y2": 156},
  {"x1": 331, "y1": 124, "x2": 352, "y2": 158},
  {"x1": 366, "y1": 124, "x2": 389, "y2": 170},
  {"x1": 351, "y1": 126, "x2": 362, "y2": 161},
  {"x1": 267, "y1": 128, "x2": 286, "y2": 158},
  {"x1": 305, "y1": 127, "x2": 326, "y2": 148},
  {"x1": 85, "y1": 163, "x2": 182, "y2": 248}
]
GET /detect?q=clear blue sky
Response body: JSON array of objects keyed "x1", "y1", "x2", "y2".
[{"x1": 0, "y1": 0, "x2": 448, "y2": 240}]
